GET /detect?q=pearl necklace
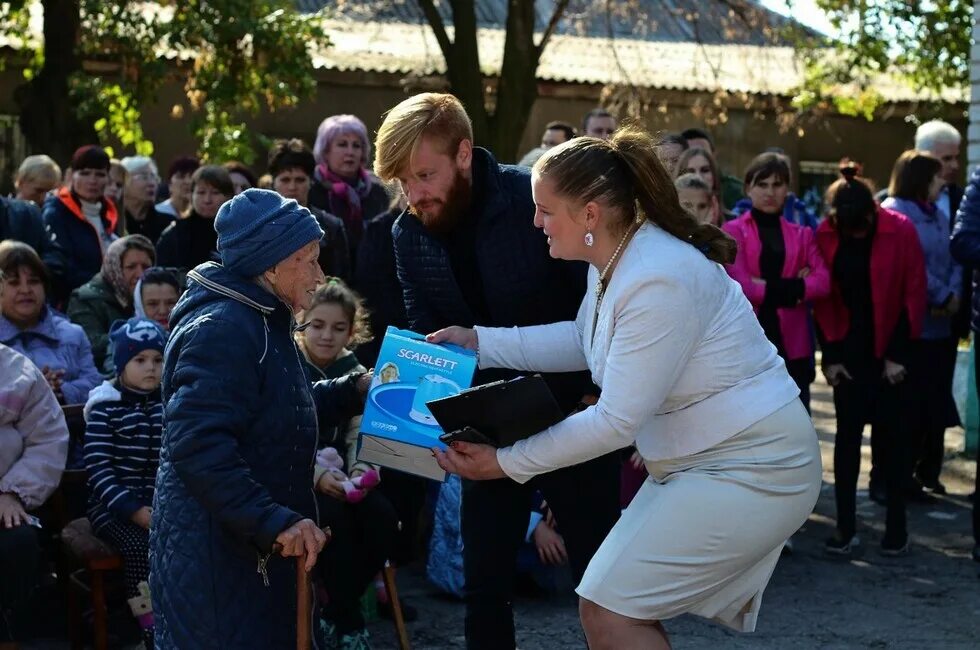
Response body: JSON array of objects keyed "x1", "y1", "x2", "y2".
[{"x1": 595, "y1": 224, "x2": 638, "y2": 300}]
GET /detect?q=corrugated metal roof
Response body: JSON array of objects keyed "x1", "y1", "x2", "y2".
[
  {"x1": 312, "y1": 18, "x2": 966, "y2": 103},
  {"x1": 300, "y1": 0, "x2": 805, "y2": 46}
]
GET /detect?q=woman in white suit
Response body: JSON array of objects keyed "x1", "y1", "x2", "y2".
[{"x1": 429, "y1": 127, "x2": 822, "y2": 650}]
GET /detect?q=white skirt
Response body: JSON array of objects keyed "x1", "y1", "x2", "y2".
[{"x1": 576, "y1": 399, "x2": 822, "y2": 633}]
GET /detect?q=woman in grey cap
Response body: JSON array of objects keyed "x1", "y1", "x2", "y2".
[{"x1": 150, "y1": 189, "x2": 371, "y2": 649}]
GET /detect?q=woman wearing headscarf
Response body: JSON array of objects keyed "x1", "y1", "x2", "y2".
[
  {"x1": 152, "y1": 189, "x2": 372, "y2": 649},
  {"x1": 310, "y1": 114, "x2": 390, "y2": 264},
  {"x1": 67, "y1": 235, "x2": 155, "y2": 375}
]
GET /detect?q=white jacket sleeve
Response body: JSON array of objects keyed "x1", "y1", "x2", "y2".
[
  {"x1": 495, "y1": 276, "x2": 700, "y2": 483},
  {"x1": 0, "y1": 356, "x2": 69, "y2": 509},
  {"x1": 474, "y1": 297, "x2": 589, "y2": 373}
]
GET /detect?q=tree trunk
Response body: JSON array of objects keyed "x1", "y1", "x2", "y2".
[
  {"x1": 489, "y1": 0, "x2": 540, "y2": 162},
  {"x1": 446, "y1": 0, "x2": 490, "y2": 149},
  {"x1": 14, "y1": 0, "x2": 96, "y2": 165}
]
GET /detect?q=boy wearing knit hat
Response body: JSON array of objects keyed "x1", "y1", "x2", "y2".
[{"x1": 83, "y1": 316, "x2": 167, "y2": 649}]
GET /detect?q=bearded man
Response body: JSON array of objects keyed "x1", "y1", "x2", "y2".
[{"x1": 374, "y1": 93, "x2": 621, "y2": 650}]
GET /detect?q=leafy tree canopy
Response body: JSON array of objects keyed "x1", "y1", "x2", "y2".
[
  {"x1": 787, "y1": 0, "x2": 970, "y2": 120},
  {"x1": 0, "y1": 0, "x2": 330, "y2": 163}
]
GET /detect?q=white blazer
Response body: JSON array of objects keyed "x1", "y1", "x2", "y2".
[{"x1": 475, "y1": 222, "x2": 800, "y2": 484}]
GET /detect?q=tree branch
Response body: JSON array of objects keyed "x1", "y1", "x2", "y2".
[
  {"x1": 715, "y1": 0, "x2": 759, "y2": 29},
  {"x1": 417, "y1": 0, "x2": 454, "y2": 62},
  {"x1": 535, "y1": 0, "x2": 571, "y2": 60}
]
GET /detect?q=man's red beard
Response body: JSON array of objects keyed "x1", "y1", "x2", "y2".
[{"x1": 409, "y1": 169, "x2": 472, "y2": 235}]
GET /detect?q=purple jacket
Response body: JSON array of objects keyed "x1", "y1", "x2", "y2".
[
  {"x1": 0, "y1": 308, "x2": 102, "y2": 405},
  {"x1": 723, "y1": 210, "x2": 831, "y2": 361}
]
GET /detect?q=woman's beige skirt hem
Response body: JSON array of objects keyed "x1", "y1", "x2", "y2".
[{"x1": 576, "y1": 399, "x2": 822, "y2": 632}]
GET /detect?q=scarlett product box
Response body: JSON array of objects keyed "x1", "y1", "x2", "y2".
[{"x1": 356, "y1": 327, "x2": 477, "y2": 481}]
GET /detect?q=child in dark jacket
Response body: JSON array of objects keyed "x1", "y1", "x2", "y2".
[
  {"x1": 84, "y1": 317, "x2": 166, "y2": 649},
  {"x1": 296, "y1": 280, "x2": 398, "y2": 650}
]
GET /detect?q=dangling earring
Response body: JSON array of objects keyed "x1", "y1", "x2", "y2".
[{"x1": 584, "y1": 230, "x2": 595, "y2": 247}]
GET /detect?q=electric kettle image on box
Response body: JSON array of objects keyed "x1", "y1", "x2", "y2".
[{"x1": 410, "y1": 374, "x2": 462, "y2": 425}]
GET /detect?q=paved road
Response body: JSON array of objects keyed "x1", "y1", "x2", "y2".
[
  {"x1": 23, "y1": 376, "x2": 977, "y2": 649},
  {"x1": 370, "y1": 376, "x2": 980, "y2": 649}
]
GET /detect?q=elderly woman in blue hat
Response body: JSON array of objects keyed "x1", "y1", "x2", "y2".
[{"x1": 150, "y1": 189, "x2": 372, "y2": 649}]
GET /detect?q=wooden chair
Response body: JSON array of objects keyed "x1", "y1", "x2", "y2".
[
  {"x1": 55, "y1": 404, "x2": 126, "y2": 650},
  {"x1": 61, "y1": 517, "x2": 124, "y2": 650},
  {"x1": 381, "y1": 561, "x2": 411, "y2": 650}
]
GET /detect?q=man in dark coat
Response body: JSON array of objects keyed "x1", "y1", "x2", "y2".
[
  {"x1": 0, "y1": 196, "x2": 63, "y2": 279},
  {"x1": 374, "y1": 93, "x2": 621, "y2": 650},
  {"x1": 151, "y1": 190, "x2": 369, "y2": 648}
]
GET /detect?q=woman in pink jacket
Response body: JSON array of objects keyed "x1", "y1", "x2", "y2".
[{"x1": 723, "y1": 153, "x2": 830, "y2": 410}]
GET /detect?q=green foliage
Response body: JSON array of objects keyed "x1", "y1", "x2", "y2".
[
  {"x1": 0, "y1": 0, "x2": 330, "y2": 163},
  {"x1": 72, "y1": 78, "x2": 154, "y2": 156},
  {"x1": 786, "y1": 1, "x2": 970, "y2": 119}
]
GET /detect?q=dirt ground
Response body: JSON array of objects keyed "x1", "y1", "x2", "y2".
[{"x1": 368, "y1": 375, "x2": 980, "y2": 649}]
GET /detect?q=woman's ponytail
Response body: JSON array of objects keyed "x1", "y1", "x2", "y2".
[{"x1": 610, "y1": 128, "x2": 737, "y2": 265}]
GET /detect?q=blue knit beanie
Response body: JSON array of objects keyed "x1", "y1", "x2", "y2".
[
  {"x1": 109, "y1": 317, "x2": 167, "y2": 376},
  {"x1": 214, "y1": 188, "x2": 324, "y2": 277}
]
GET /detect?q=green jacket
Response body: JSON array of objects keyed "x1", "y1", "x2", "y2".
[
  {"x1": 721, "y1": 173, "x2": 744, "y2": 212},
  {"x1": 300, "y1": 348, "x2": 371, "y2": 478},
  {"x1": 67, "y1": 274, "x2": 133, "y2": 376}
]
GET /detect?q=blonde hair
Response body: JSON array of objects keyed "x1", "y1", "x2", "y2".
[
  {"x1": 15, "y1": 155, "x2": 61, "y2": 188},
  {"x1": 374, "y1": 93, "x2": 474, "y2": 181}
]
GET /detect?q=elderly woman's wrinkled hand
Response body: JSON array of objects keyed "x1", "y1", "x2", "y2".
[
  {"x1": 432, "y1": 440, "x2": 506, "y2": 480},
  {"x1": 274, "y1": 519, "x2": 329, "y2": 572}
]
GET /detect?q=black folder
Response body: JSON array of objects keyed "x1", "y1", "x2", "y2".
[{"x1": 426, "y1": 374, "x2": 565, "y2": 448}]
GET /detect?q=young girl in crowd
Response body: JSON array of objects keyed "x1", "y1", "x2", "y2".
[
  {"x1": 674, "y1": 147, "x2": 733, "y2": 224},
  {"x1": 296, "y1": 280, "x2": 398, "y2": 650},
  {"x1": 134, "y1": 268, "x2": 181, "y2": 332},
  {"x1": 674, "y1": 174, "x2": 716, "y2": 226},
  {"x1": 84, "y1": 317, "x2": 167, "y2": 648}
]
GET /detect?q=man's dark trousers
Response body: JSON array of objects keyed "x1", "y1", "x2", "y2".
[{"x1": 462, "y1": 453, "x2": 621, "y2": 650}]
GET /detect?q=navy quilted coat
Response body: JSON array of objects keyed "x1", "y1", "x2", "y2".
[
  {"x1": 150, "y1": 262, "x2": 361, "y2": 649},
  {"x1": 392, "y1": 147, "x2": 590, "y2": 409},
  {"x1": 952, "y1": 166, "x2": 980, "y2": 334}
]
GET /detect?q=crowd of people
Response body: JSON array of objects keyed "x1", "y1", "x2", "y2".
[{"x1": 0, "y1": 95, "x2": 977, "y2": 650}]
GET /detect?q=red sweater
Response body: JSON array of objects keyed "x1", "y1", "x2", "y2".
[{"x1": 813, "y1": 206, "x2": 927, "y2": 362}]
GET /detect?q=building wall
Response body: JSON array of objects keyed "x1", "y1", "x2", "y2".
[
  {"x1": 0, "y1": 62, "x2": 966, "y2": 200},
  {"x1": 522, "y1": 89, "x2": 966, "y2": 194}
]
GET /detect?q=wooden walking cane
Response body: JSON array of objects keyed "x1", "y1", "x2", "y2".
[
  {"x1": 296, "y1": 554, "x2": 312, "y2": 650},
  {"x1": 273, "y1": 526, "x2": 331, "y2": 650}
]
